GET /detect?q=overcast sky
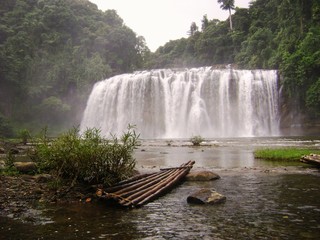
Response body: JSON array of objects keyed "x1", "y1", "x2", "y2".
[{"x1": 89, "y1": 0, "x2": 251, "y2": 52}]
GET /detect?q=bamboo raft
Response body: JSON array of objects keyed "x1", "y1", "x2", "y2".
[
  {"x1": 97, "y1": 160, "x2": 195, "y2": 208},
  {"x1": 300, "y1": 154, "x2": 320, "y2": 167}
]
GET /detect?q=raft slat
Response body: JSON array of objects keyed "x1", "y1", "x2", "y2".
[
  {"x1": 98, "y1": 161, "x2": 195, "y2": 208},
  {"x1": 135, "y1": 164, "x2": 193, "y2": 207},
  {"x1": 114, "y1": 169, "x2": 177, "y2": 198},
  {"x1": 131, "y1": 163, "x2": 193, "y2": 207},
  {"x1": 120, "y1": 168, "x2": 183, "y2": 205},
  {"x1": 104, "y1": 172, "x2": 162, "y2": 192}
]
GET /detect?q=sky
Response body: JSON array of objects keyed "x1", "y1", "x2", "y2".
[{"x1": 89, "y1": 0, "x2": 251, "y2": 52}]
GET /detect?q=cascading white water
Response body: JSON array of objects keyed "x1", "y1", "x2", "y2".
[{"x1": 80, "y1": 67, "x2": 280, "y2": 138}]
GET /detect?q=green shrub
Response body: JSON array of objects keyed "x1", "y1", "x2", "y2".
[
  {"x1": 31, "y1": 126, "x2": 140, "y2": 186},
  {"x1": 19, "y1": 129, "x2": 31, "y2": 145},
  {"x1": 166, "y1": 140, "x2": 173, "y2": 146},
  {"x1": 1, "y1": 152, "x2": 19, "y2": 176},
  {"x1": 190, "y1": 135, "x2": 204, "y2": 146}
]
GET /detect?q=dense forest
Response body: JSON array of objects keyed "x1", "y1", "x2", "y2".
[
  {"x1": 0, "y1": 0, "x2": 319, "y2": 137},
  {"x1": 0, "y1": 0, "x2": 150, "y2": 136}
]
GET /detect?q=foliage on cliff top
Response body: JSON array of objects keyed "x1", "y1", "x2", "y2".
[{"x1": 149, "y1": 0, "x2": 320, "y2": 117}]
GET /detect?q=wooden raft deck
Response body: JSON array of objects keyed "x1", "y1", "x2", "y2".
[{"x1": 97, "y1": 160, "x2": 195, "y2": 208}]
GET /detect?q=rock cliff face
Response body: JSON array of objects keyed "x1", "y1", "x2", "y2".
[{"x1": 279, "y1": 86, "x2": 320, "y2": 136}]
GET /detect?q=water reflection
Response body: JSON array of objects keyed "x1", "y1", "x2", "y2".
[
  {"x1": 135, "y1": 147, "x2": 255, "y2": 169},
  {"x1": 2, "y1": 174, "x2": 319, "y2": 239}
]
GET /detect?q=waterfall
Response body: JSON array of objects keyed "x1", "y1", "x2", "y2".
[{"x1": 80, "y1": 67, "x2": 280, "y2": 139}]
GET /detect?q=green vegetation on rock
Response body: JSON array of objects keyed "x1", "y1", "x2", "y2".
[
  {"x1": 190, "y1": 135, "x2": 204, "y2": 146},
  {"x1": 254, "y1": 148, "x2": 320, "y2": 161}
]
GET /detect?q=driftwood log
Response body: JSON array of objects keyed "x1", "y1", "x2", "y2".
[
  {"x1": 97, "y1": 160, "x2": 195, "y2": 208},
  {"x1": 300, "y1": 154, "x2": 320, "y2": 167}
]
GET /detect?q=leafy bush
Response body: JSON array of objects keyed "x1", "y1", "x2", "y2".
[
  {"x1": 166, "y1": 140, "x2": 173, "y2": 146},
  {"x1": 190, "y1": 135, "x2": 204, "y2": 146},
  {"x1": 1, "y1": 152, "x2": 19, "y2": 176},
  {"x1": 19, "y1": 129, "x2": 31, "y2": 145},
  {"x1": 31, "y1": 126, "x2": 140, "y2": 186}
]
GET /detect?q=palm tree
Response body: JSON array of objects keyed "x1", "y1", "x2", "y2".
[{"x1": 217, "y1": 0, "x2": 235, "y2": 30}]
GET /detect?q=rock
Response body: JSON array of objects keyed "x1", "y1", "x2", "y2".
[
  {"x1": 13, "y1": 162, "x2": 37, "y2": 173},
  {"x1": 0, "y1": 160, "x2": 5, "y2": 170},
  {"x1": 187, "y1": 188, "x2": 226, "y2": 205},
  {"x1": 32, "y1": 188, "x2": 44, "y2": 195},
  {"x1": 300, "y1": 154, "x2": 320, "y2": 167},
  {"x1": 0, "y1": 147, "x2": 5, "y2": 154},
  {"x1": 34, "y1": 174, "x2": 53, "y2": 183},
  {"x1": 9, "y1": 148, "x2": 19, "y2": 154},
  {"x1": 185, "y1": 171, "x2": 220, "y2": 181}
]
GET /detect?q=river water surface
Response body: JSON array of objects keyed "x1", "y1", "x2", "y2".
[{"x1": 1, "y1": 137, "x2": 320, "y2": 239}]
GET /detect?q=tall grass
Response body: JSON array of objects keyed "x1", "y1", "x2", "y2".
[
  {"x1": 31, "y1": 126, "x2": 140, "y2": 186},
  {"x1": 254, "y1": 148, "x2": 320, "y2": 161}
]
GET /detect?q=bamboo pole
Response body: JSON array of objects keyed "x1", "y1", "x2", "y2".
[
  {"x1": 104, "y1": 171, "x2": 165, "y2": 192},
  {"x1": 119, "y1": 168, "x2": 182, "y2": 206},
  {"x1": 121, "y1": 161, "x2": 194, "y2": 207},
  {"x1": 113, "y1": 169, "x2": 178, "y2": 198},
  {"x1": 100, "y1": 161, "x2": 195, "y2": 207},
  {"x1": 108, "y1": 168, "x2": 176, "y2": 195},
  {"x1": 132, "y1": 161, "x2": 194, "y2": 207}
]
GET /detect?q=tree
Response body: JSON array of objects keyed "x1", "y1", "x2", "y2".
[
  {"x1": 188, "y1": 22, "x2": 199, "y2": 36},
  {"x1": 218, "y1": 0, "x2": 235, "y2": 30},
  {"x1": 0, "y1": 0, "x2": 145, "y2": 133},
  {"x1": 201, "y1": 15, "x2": 209, "y2": 31}
]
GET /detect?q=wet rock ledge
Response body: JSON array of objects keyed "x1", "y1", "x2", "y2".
[{"x1": 0, "y1": 174, "x2": 95, "y2": 222}]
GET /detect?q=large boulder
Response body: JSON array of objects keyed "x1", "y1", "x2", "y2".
[
  {"x1": 187, "y1": 188, "x2": 226, "y2": 205},
  {"x1": 185, "y1": 170, "x2": 220, "y2": 181},
  {"x1": 13, "y1": 162, "x2": 37, "y2": 173}
]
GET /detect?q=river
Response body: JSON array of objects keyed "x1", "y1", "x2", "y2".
[{"x1": 1, "y1": 137, "x2": 319, "y2": 239}]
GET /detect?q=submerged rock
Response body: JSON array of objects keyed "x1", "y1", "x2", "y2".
[
  {"x1": 187, "y1": 188, "x2": 226, "y2": 205},
  {"x1": 185, "y1": 171, "x2": 220, "y2": 181}
]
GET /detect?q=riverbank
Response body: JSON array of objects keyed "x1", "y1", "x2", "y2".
[
  {"x1": 1, "y1": 136, "x2": 319, "y2": 224},
  {"x1": 1, "y1": 136, "x2": 320, "y2": 239},
  {"x1": 0, "y1": 173, "x2": 98, "y2": 223},
  {"x1": 1, "y1": 163, "x2": 318, "y2": 224}
]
